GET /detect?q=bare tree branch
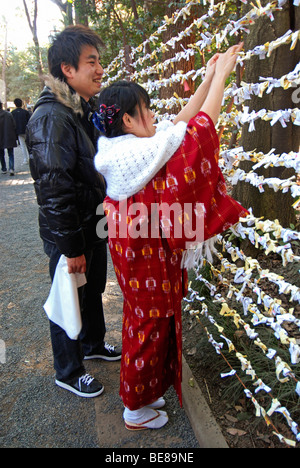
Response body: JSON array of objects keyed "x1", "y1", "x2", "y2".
[
  {"x1": 49, "y1": 0, "x2": 68, "y2": 13},
  {"x1": 49, "y1": 0, "x2": 73, "y2": 25},
  {"x1": 22, "y1": 0, "x2": 44, "y2": 87}
]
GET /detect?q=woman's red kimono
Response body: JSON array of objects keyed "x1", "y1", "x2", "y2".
[{"x1": 103, "y1": 112, "x2": 248, "y2": 410}]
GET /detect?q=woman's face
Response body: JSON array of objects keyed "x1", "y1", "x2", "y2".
[{"x1": 127, "y1": 101, "x2": 156, "y2": 138}]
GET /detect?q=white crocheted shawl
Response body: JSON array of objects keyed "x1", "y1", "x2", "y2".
[{"x1": 94, "y1": 120, "x2": 187, "y2": 201}]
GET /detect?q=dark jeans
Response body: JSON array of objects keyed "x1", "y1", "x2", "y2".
[
  {"x1": 0, "y1": 148, "x2": 14, "y2": 171},
  {"x1": 44, "y1": 240, "x2": 107, "y2": 382}
]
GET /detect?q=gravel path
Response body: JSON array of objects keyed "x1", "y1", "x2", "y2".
[{"x1": 0, "y1": 146, "x2": 199, "y2": 449}]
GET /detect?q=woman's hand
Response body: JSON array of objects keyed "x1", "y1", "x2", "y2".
[
  {"x1": 204, "y1": 53, "x2": 220, "y2": 83},
  {"x1": 200, "y1": 42, "x2": 243, "y2": 125},
  {"x1": 173, "y1": 43, "x2": 243, "y2": 126},
  {"x1": 215, "y1": 42, "x2": 244, "y2": 81}
]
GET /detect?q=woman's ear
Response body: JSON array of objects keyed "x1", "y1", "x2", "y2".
[{"x1": 122, "y1": 113, "x2": 133, "y2": 131}]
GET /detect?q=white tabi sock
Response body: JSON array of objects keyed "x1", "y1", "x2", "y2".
[{"x1": 123, "y1": 406, "x2": 168, "y2": 429}]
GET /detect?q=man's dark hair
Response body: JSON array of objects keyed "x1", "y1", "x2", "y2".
[
  {"x1": 48, "y1": 25, "x2": 105, "y2": 81},
  {"x1": 14, "y1": 98, "x2": 23, "y2": 108},
  {"x1": 0, "y1": 102, "x2": 2, "y2": 110}
]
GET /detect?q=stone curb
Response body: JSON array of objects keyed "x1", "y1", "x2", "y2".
[{"x1": 182, "y1": 356, "x2": 229, "y2": 448}]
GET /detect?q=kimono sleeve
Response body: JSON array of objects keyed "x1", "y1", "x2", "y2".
[{"x1": 156, "y1": 111, "x2": 248, "y2": 252}]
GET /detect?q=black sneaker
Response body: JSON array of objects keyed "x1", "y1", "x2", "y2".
[
  {"x1": 55, "y1": 373, "x2": 104, "y2": 398},
  {"x1": 84, "y1": 342, "x2": 122, "y2": 361}
]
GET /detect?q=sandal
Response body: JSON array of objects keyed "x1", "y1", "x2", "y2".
[{"x1": 124, "y1": 409, "x2": 168, "y2": 431}]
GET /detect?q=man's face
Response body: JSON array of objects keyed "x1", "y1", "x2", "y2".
[{"x1": 63, "y1": 45, "x2": 104, "y2": 101}]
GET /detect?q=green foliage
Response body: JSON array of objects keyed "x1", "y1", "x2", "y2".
[
  {"x1": 1, "y1": 46, "x2": 49, "y2": 104},
  {"x1": 0, "y1": 0, "x2": 246, "y2": 103},
  {"x1": 89, "y1": 0, "x2": 169, "y2": 68}
]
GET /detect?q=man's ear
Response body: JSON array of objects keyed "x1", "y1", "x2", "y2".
[{"x1": 60, "y1": 62, "x2": 73, "y2": 80}]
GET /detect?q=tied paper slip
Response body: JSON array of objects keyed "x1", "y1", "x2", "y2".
[{"x1": 43, "y1": 255, "x2": 87, "y2": 340}]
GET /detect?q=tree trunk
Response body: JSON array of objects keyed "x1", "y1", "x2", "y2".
[
  {"x1": 113, "y1": 7, "x2": 133, "y2": 77},
  {"x1": 23, "y1": 0, "x2": 44, "y2": 90},
  {"x1": 159, "y1": 1, "x2": 198, "y2": 115},
  {"x1": 232, "y1": 1, "x2": 300, "y2": 227},
  {"x1": 75, "y1": 0, "x2": 89, "y2": 25},
  {"x1": 131, "y1": 0, "x2": 151, "y2": 54},
  {"x1": 50, "y1": 0, "x2": 74, "y2": 25}
]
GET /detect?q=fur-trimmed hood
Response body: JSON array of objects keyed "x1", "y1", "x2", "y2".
[{"x1": 34, "y1": 75, "x2": 84, "y2": 116}]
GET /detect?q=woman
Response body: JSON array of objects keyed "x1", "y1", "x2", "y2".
[{"x1": 94, "y1": 44, "x2": 247, "y2": 430}]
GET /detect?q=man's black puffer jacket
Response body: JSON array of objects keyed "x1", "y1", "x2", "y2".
[{"x1": 26, "y1": 76, "x2": 106, "y2": 258}]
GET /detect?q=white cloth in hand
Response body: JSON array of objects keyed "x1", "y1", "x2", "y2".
[{"x1": 43, "y1": 255, "x2": 86, "y2": 340}]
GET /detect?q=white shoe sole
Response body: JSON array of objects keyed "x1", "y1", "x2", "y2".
[{"x1": 55, "y1": 379, "x2": 104, "y2": 398}]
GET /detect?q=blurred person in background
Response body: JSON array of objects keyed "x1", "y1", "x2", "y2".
[
  {"x1": 0, "y1": 101, "x2": 17, "y2": 176},
  {"x1": 12, "y1": 98, "x2": 31, "y2": 164}
]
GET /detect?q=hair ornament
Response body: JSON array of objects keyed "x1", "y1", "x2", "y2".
[{"x1": 92, "y1": 104, "x2": 121, "y2": 134}]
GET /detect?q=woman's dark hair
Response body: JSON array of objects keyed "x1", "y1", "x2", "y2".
[
  {"x1": 48, "y1": 25, "x2": 104, "y2": 81},
  {"x1": 98, "y1": 81, "x2": 151, "y2": 137}
]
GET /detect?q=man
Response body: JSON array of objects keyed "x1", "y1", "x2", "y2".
[
  {"x1": 11, "y1": 98, "x2": 31, "y2": 164},
  {"x1": 0, "y1": 102, "x2": 17, "y2": 176},
  {"x1": 26, "y1": 25, "x2": 121, "y2": 398}
]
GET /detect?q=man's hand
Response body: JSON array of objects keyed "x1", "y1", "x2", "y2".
[{"x1": 66, "y1": 255, "x2": 86, "y2": 274}]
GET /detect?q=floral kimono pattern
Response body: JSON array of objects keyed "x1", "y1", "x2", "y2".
[{"x1": 103, "y1": 112, "x2": 248, "y2": 410}]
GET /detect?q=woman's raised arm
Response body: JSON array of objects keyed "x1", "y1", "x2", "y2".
[
  {"x1": 200, "y1": 43, "x2": 243, "y2": 125},
  {"x1": 173, "y1": 54, "x2": 219, "y2": 125}
]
